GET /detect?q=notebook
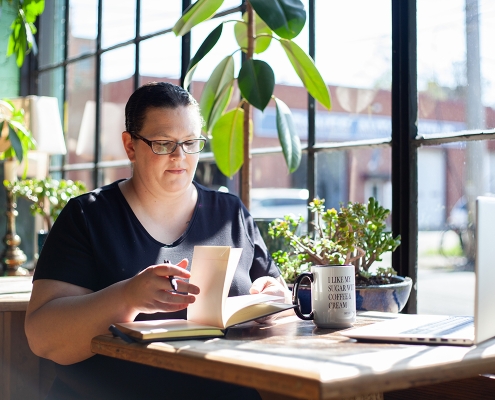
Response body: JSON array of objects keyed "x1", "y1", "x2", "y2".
[{"x1": 341, "y1": 196, "x2": 495, "y2": 346}]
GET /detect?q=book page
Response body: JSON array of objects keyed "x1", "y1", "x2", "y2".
[
  {"x1": 223, "y1": 294, "x2": 284, "y2": 326},
  {"x1": 225, "y1": 302, "x2": 295, "y2": 328},
  {"x1": 115, "y1": 320, "x2": 224, "y2": 341},
  {"x1": 187, "y1": 246, "x2": 243, "y2": 327}
]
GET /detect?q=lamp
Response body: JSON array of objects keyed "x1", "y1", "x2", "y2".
[
  {"x1": 14, "y1": 96, "x2": 67, "y2": 178},
  {"x1": 76, "y1": 100, "x2": 127, "y2": 160},
  {"x1": 1, "y1": 96, "x2": 66, "y2": 276}
]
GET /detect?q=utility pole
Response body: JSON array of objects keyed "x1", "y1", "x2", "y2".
[{"x1": 464, "y1": 0, "x2": 488, "y2": 266}]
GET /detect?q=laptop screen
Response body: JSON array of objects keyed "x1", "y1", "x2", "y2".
[{"x1": 474, "y1": 196, "x2": 495, "y2": 344}]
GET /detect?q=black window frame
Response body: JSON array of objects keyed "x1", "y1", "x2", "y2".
[{"x1": 22, "y1": 0, "x2": 495, "y2": 313}]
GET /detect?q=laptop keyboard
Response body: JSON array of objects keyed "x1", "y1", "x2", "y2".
[{"x1": 402, "y1": 316, "x2": 473, "y2": 335}]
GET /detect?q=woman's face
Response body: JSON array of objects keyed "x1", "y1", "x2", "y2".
[{"x1": 126, "y1": 106, "x2": 203, "y2": 195}]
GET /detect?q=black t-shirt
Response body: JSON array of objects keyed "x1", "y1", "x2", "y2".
[{"x1": 33, "y1": 180, "x2": 278, "y2": 399}]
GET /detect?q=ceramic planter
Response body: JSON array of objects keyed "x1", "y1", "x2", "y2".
[{"x1": 355, "y1": 276, "x2": 412, "y2": 313}]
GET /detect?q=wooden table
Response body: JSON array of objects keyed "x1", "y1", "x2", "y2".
[{"x1": 91, "y1": 313, "x2": 495, "y2": 400}]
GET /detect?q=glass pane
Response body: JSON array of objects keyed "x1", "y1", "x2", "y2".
[
  {"x1": 37, "y1": 68, "x2": 65, "y2": 173},
  {"x1": 102, "y1": 166, "x2": 132, "y2": 186},
  {"x1": 38, "y1": 68, "x2": 64, "y2": 99},
  {"x1": 250, "y1": 153, "x2": 309, "y2": 220},
  {"x1": 255, "y1": 0, "x2": 309, "y2": 86},
  {"x1": 417, "y1": 140, "x2": 494, "y2": 316},
  {"x1": 479, "y1": 0, "x2": 495, "y2": 112},
  {"x1": 39, "y1": 0, "x2": 66, "y2": 67},
  {"x1": 101, "y1": 0, "x2": 136, "y2": 49},
  {"x1": 189, "y1": 12, "x2": 242, "y2": 88},
  {"x1": 314, "y1": 147, "x2": 393, "y2": 269},
  {"x1": 68, "y1": 0, "x2": 97, "y2": 59},
  {"x1": 101, "y1": 45, "x2": 135, "y2": 161},
  {"x1": 189, "y1": 2, "x2": 309, "y2": 149},
  {"x1": 315, "y1": 0, "x2": 392, "y2": 142},
  {"x1": 38, "y1": 68, "x2": 67, "y2": 175},
  {"x1": 140, "y1": 0, "x2": 182, "y2": 36},
  {"x1": 417, "y1": 0, "x2": 495, "y2": 133},
  {"x1": 316, "y1": 147, "x2": 392, "y2": 208},
  {"x1": 195, "y1": 161, "x2": 231, "y2": 191},
  {"x1": 67, "y1": 57, "x2": 96, "y2": 164},
  {"x1": 101, "y1": 45, "x2": 136, "y2": 83},
  {"x1": 217, "y1": 0, "x2": 242, "y2": 13},
  {"x1": 66, "y1": 169, "x2": 94, "y2": 191},
  {"x1": 139, "y1": 34, "x2": 181, "y2": 83}
]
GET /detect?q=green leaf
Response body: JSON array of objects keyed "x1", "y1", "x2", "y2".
[
  {"x1": 234, "y1": 11, "x2": 272, "y2": 54},
  {"x1": 8, "y1": 125, "x2": 23, "y2": 163},
  {"x1": 24, "y1": 23, "x2": 37, "y2": 54},
  {"x1": 211, "y1": 108, "x2": 247, "y2": 178},
  {"x1": 16, "y1": 33, "x2": 26, "y2": 67},
  {"x1": 274, "y1": 97, "x2": 301, "y2": 173},
  {"x1": 183, "y1": 23, "x2": 223, "y2": 90},
  {"x1": 23, "y1": 0, "x2": 45, "y2": 22},
  {"x1": 208, "y1": 83, "x2": 233, "y2": 134},
  {"x1": 199, "y1": 55, "x2": 235, "y2": 132},
  {"x1": 280, "y1": 39, "x2": 331, "y2": 109},
  {"x1": 9, "y1": 119, "x2": 33, "y2": 140},
  {"x1": 6, "y1": 33, "x2": 15, "y2": 56},
  {"x1": 173, "y1": 0, "x2": 224, "y2": 37},
  {"x1": 238, "y1": 59, "x2": 274, "y2": 111},
  {"x1": 249, "y1": 0, "x2": 306, "y2": 40}
]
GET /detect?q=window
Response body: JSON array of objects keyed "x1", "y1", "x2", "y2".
[{"x1": 28, "y1": 0, "x2": 494, "y2": 313}]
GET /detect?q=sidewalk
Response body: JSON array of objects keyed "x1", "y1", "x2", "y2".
[{"x1": 417, "y1": 231, "x2": 474, "y2": 316}]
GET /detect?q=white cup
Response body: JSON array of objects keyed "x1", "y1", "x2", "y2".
[{"x1": 292, "y1": 264, "x2": 356, "y2": 328}]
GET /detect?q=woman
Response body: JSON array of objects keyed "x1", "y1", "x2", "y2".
[{"x1": 25, "y1": 82, "x2": 290, "y2": 399}]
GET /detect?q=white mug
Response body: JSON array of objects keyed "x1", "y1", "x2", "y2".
[{"x1": 292, "y1": 264, "x2": 356, "y2": 328}]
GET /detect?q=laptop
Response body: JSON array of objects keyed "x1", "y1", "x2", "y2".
[{"x1": 341, "y1": 196, "x2": 495, "y2": 346}]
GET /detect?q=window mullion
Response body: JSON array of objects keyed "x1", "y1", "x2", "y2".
[{"x1": 391, "y1": 0, "x2": 418, "y2": 313}]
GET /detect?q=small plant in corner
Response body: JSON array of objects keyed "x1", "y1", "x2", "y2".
[
  {"x1": 4, "y1": 177, "x2": 87, "y2": 231},
  {"x1": 268, "y1": 198, "x2": 401, "y2": 286}
]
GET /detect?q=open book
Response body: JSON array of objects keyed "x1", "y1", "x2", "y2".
[{"x1": 113, "y1": 246, "x2": 294, "y2": 342}]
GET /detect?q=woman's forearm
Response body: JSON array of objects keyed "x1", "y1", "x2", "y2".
[
  {"x1": 25, "y1": 264, "x2": 198, "y2": 365},
  {"x1": 25, "y1": 280, "x2": 137, "y2": 365}
]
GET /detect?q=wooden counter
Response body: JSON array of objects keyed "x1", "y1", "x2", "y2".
[{"x1": 0, "y1": 277, "x2": 55, "y2": 400}]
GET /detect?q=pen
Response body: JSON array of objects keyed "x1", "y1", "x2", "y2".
[
  {"x1": 109, "y1": 324, "x2": 135, "y2": 343},
  {"x1": 164, "y1": 259, "x2": 178, "y2": 292}
]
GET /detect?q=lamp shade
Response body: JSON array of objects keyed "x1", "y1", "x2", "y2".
[
  {"x1": 12, "y1": 96, "x2": 67, "y2": 155},
  {"x1": 76, "y1": 100, "x2": 127, "y2": 160}
]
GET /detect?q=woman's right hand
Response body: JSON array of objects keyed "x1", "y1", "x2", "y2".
[{"x1": 123, "y1": 259, "x2": 200, "y2": 315}]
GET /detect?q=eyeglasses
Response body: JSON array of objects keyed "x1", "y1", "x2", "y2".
[{"x1": 131, "y1": 132, "x2": 207, "y2": 155}]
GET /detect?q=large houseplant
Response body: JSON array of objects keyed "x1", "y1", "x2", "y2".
[
  {"x1": 269, "y1": 198, "x2": 412, "y2": 312},
  {"x1": 173, "y1": 0, "x2": 331, "y2": 208}
]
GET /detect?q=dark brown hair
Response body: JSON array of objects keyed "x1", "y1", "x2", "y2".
[{"x1": 125, "y1": 81, "x2": 203, "y2": 135}]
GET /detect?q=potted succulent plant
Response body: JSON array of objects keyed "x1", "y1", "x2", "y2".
[
  {"x1": 4, "y1": 177, "x2": 87, "y2": 254},
  {"x1": 269, "y1": 198, "x2": 412, "y2": 313}
]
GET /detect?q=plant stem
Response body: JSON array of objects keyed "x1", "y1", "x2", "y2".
[
  {"x1": 286, "y1": 231, "x2": 324, "y2": 265},
  {"x1": 241, "y1": 1, "x2": 254, "y2": 210}
]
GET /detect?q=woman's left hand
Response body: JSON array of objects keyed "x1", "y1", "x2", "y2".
[
  {"x1": 249, "y1": 276, "x2": 293, "y2": 324},
  {"x1": 249, "y1": 276, "x2": 287, "y2": 299}
]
